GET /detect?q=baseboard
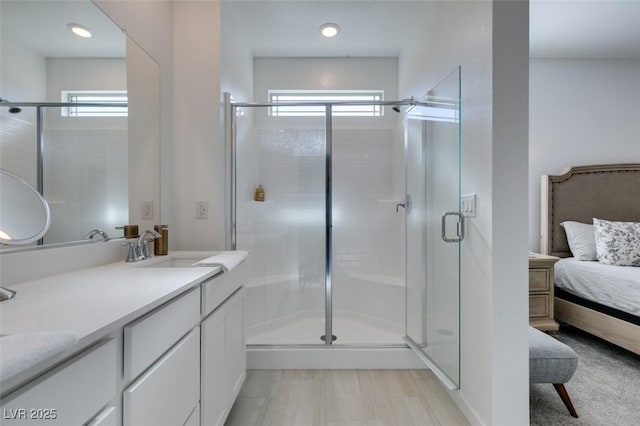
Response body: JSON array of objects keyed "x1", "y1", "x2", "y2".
[
  {"x1": 447, "y1": 389, "x2": 486, "y2": 426},
  {"x1": 247, "y1": 346, "x2": 427, "y2": 369}
]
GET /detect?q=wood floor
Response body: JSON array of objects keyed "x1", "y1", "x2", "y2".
[{"x1": 225, "y1": 370, "x2": 469, "y2": 426}]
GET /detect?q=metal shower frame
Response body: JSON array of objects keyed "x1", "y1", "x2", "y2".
[{"x1": 227, "y1": 97, "x2": 434, "y2": 347}]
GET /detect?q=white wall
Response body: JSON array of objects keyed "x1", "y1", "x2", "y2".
[
  {"x1": 400, "y1": 1, "x2": 530, "y2": 424},
  {"x1": 221, "y1": 0, "x2": 255, "y2": 247},
  {"x1": 254, "y1": 57, "x2": 397, "y2": 94},
  {"x1": 94, "y1": 0, "x2": 175, "y2": 236},
  {"x1": 529, "y1": 58, "x2": 640, "y2": 251},
  {"x1": 221, "y1": 0, "x2": 253, "y2": 103},
  {"x1": 172, "y1": 0, "x2": 224, "y2": 250}
]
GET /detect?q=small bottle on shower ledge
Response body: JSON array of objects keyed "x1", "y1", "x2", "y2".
[{"x1": 254, "y1": 185, "x2": 265, "y2": 202}]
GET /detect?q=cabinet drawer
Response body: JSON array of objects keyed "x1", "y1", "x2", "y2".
[
  {"x1": 123, "y1": 328, "x2": 200, "y2": 426},
  {"x1": 124, "y1": 287, "x2": 200, "y2": 381},
  {"x1": 0, "y1": 339, "x2": 116, "y2": 426},
  {"x1": 202, "y1": 261, "x2": 247, "y2": 316},
  {"x1": 529, "y1": 269, "x2": 549, "y2": 292},
  {"x1": 529, "y1": 295, "x2": 549, "y2": 318}
]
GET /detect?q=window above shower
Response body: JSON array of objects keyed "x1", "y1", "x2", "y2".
[
  {"x1": 61, "y1": 90, "x2": 128, "y2": 117},
  {"x1": 268, "y1": 90, "x2": 384, "y2": 117}
]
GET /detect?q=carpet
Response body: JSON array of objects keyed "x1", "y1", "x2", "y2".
[{"x1": 530, "y1": 324, "x2": 640, "y2": 425}]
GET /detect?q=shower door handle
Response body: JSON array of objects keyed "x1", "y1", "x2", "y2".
[
  {"x1": 441, "y1": 211, "x2": 465, "y2": 242},
  {"x1": 396, "y1": 195, "x2": 412, "y2": 213}
]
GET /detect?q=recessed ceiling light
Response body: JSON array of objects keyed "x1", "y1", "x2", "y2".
[
  {"x1": 67, "y1": 23, "x2": 92, "y2": 38},
  {"x1": 320, "y1": 23, "x2": 340, "y2": 38}
]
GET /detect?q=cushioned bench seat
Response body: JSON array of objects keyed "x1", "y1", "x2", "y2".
[{"x1": 529, "y1": 326, "x2": 579, "y2": 417}]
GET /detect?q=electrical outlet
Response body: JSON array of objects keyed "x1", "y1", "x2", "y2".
[
  {"x1": 196, "y1": 201, "x2": 209, "y2": 219},
  {"x1": 141, "y1": 201, "x2": 153, "y2": 219},
  {"x1": 461, "y1": 193, "x2": 476, "y2": 218}
]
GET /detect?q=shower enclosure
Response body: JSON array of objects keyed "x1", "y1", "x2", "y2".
[{"x1": 229, "y1": 67, "x2": 462, "y2": 387}]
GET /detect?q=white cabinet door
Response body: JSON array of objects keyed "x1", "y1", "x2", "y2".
[
  {"x1": 201, "y1": 302, "x2": 228, "y2": 426},
  {"x1": 123, "y1": 328, "x2": 200, "y2": 426},
  {"x1": 201, "y1": 288, "x2": 246, "y2": 426},
  {"x1": 226, "y1": 288, "x2": 246, "y2": 401}
]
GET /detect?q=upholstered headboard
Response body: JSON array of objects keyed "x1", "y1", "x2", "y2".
[{"x1": 541, "y1": 163, "x2": 640, "y2": 257}]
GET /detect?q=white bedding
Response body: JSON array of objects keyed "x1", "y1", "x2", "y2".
[{"x1": 555, "y1": 258, "x2": 640, "y2": 317}]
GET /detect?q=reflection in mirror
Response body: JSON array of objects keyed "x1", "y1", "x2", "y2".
[
  {"x1": 0, "y1": 169, "x2": 51, "y2": 244},
  {"x1": 0, "y1": 0, "x2": 160, "y2": 251}
]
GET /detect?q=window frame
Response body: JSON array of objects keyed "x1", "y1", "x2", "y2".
[
  {"x1": 61, "y1": 90, "x2": 128, "y2": 117},
  {"x1": 268, "y1": 90, "x2": 384, "y2": 117}
]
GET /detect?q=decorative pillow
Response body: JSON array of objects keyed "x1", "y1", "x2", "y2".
[
  {"x1": 560, "y1": 221, "x2": 597, "y2": 261},
  {"x1": 593, "y1": 218, "x2": 640, "y2": 267}
]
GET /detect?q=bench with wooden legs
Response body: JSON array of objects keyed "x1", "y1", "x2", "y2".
[{"x1": 529, "y1": 326, "x2": 579, "y2": 418}]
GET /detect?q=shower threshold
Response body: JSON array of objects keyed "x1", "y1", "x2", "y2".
[{"x1": 247, "y1": 310, "x2": 404, "y2": 346}]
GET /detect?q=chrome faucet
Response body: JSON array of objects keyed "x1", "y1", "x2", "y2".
[
  {"x1": 85, "y1": 229, "x2": 110, "y2": 241},
  {"x1": 124, "y1": 229, "x2": 161, "y2": 262}
]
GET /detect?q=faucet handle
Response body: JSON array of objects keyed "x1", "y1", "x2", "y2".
[
  {"x1": 143, "y1": 229, "x2": 162, "y2": 240},
  {"x1": 124, "y1": 241, "x2": 140, "y2": 262}
]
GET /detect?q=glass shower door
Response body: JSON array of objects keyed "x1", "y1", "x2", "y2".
[
  {"x1": 405, "y1": 67, "x2": 461, "y2": 388},
  {"x1": 235, "y1": 106, "x2": 327, "y2": 345}
]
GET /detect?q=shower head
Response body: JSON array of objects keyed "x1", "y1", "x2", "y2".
[
  {"x1": 392, "y1": 97, "x2": 417, "y2": 113},
  {"x1": 0, "y1": 98, "x2": 21, "y2": 114}
]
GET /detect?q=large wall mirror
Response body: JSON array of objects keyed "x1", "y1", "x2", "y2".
[{"x1": 0, "y1": 0, "x2": 160, "y2": 249}]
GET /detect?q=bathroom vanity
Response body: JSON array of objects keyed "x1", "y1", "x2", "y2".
[{"x1": 0, "y1": 252, "x2": 247, "y2": 426}]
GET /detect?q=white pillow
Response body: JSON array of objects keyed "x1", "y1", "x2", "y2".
[
  {"x1": 593, "y1": 218, "x2": 640, "y2": 267},
  {"x1": 560, "y1": 221, "x2": 597, "y2": 261}
]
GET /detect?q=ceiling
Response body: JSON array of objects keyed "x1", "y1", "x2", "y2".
[
  {"x1": 222, "y1": 1, "x2": 426, "y2": 57},
  {"x1": 224, "y1": 0, "x2": 640, "y2": 59},
  {"x1": 530, "y1": 0, "x2": 640, "y2": 58},
  {"x1": 0, "y1": 0, "x2": 125, "y2": 58},
  {"x1": 2, "y1": 1, "x2": 637, "y2": 60}
]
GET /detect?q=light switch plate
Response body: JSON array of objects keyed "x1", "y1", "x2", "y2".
[
  {"x1": 461, "y1": 193, "x2": 476, "y2": 218},
  {"x1": 141, "y1": 201, "x2": 153, "y2": 219},
  {"x1": 196, "y1": 201, "x2": 208, "y2": 219}
]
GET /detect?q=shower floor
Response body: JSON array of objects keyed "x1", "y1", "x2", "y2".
[{"x1": 248, "y1": 310, "x2": 404, "y2": 346}]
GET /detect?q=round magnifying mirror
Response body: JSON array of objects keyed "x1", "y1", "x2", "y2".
[{"x1": 0, "y1": 169, "x2": 51, "y2": 245}]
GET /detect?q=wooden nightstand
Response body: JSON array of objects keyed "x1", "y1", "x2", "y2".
[{"x1": 529, "y1": 253, "x2": 560, "y2": 333}]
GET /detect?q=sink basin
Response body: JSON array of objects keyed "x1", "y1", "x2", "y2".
[{"x1": 142, "y1": 257, "x2": 210, "y2": 268}]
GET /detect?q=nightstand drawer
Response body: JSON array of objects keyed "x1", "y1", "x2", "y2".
[
  {"x1": 529, "y1": 295, "x2": 549, "y2": 318},
  {"x1": 529, "y1": 269, "x2": 549, "y2": 292}
]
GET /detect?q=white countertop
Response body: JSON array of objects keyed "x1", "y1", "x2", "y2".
[{"x1": 0, "y1": 252, "x2": 222, "y2": 394}]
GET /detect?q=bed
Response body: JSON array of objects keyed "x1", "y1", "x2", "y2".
[{"x1": 540, "y1": 163, "x2": 640, "y2": 355}]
